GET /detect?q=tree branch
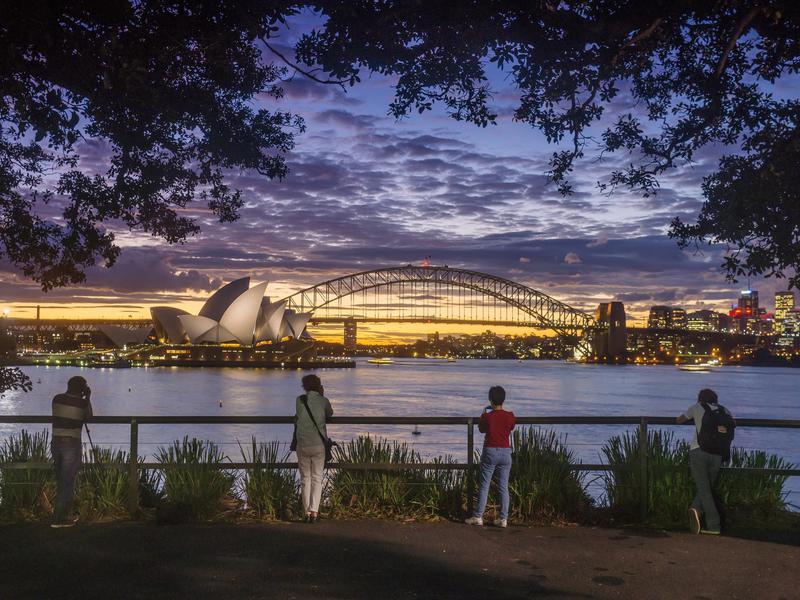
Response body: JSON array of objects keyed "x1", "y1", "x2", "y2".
[
  {"x1": 714, "y1": 7, "x2": 762, "y2": 78},
  {"x1": 262, "y1": 40, "x2": 349, "y2": 88}
]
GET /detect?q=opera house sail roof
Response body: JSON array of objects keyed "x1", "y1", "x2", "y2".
[{"x1": 151, "y1": 278, "x2": 311, "y2": 346}]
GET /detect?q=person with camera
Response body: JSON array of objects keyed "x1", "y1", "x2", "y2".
[
  {"x1": 51, "y1": 376, "x2": 93, "y2": 528},
  {"x1": 677, "y1": 388, "x2": 736, "y2": 535},
  {"x1": 292, "y1": 374, "x2": 333, "y2": 523},
  {"x1": 466, "y1": 385, "x2": 516, "y2": 528}
]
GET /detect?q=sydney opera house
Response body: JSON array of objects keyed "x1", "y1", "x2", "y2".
[{"x1": 127, "y1": 277, "x2": 320, "y2": 366}]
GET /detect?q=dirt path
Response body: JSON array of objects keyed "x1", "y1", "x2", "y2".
[{"x1": 1, "y1": 520, "x2": 798, "y2": 599}]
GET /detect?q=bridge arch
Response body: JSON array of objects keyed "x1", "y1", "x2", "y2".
[{"x1": 283, "y1": 266, "x2": 596, "y2": 337}]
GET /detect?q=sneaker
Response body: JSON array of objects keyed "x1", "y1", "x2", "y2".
[
  {"x1": 700, "y1": 529, "x2": 721, "y2": 536},
  {"x1": 50, "y1": 519, "x2": 77, "y2": 529},
  {"x1": 493, "y1": 518, "x2": 508, "y2": 528},
  {"x1": 688, "y1": 508, "x2": 701, "y2": 535},
  {"x1": 465, "y1": 516, "x2": 483, "y2": 526}
]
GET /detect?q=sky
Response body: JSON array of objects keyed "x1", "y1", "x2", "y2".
[{"x1": 0, "y1": 12, "x2": 796, "y2": 342}]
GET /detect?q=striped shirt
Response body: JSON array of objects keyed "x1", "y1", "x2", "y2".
[{"x1": 52, "y1": 393, "x2": 92, "y2": 440}]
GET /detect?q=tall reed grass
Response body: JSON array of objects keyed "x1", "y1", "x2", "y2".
[
  {"x1": 508, "y1": 427, "x2": 591, "y2": 523},
  {"x1": 75, "y1": 447, "x2": 129, "y2": 519},
  {"x1": 155, "y1": 437, "x2": 236, "y2": 521},
  {"x1": 238, "y1": 438, "x2": 298, "y2": 520},
  {"x1": 327, "y1": 436, "x2": 466, "y2": 519},
  {"x1": 602, "y1": 429, "x2": 793, "y2": 528},
  {"x1": 0, "y1": 429, "x2": 53, "y2": 520}
]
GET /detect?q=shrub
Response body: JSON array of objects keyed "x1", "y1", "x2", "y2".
[
  {"x1": 155, "y1": 437, "x2": 236, "y2": 521},
  {"x1": 508, "y1": 427, "x2": 591, "y2": 523},
  {"x1": 717, "y1": 448, "x2": 794, "y2": 526},
  {"x1": 75, "y1": 446, "x2": 129, "y2": 520},
  {"x1": 0, "y1": 429, "x2": 53, "y2": 520},
  {"x1": 602, "y1": 429, "x2": 693, "y2": 525},
  {"x1": 328, "y1": 436, "x2": 452, "y2": 519},
  {"x1": 238, "y1": 438, "x2": 298, "y2": 520},
  {"x1": 602, "y1": 429, "x2": 793, "y2": 528}
]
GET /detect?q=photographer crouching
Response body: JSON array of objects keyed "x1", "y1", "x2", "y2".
[{"x1": 51, "y1": 376, "x2": 93, "y2": 528}]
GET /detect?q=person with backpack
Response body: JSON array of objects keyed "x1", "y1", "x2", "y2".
[
  {"x1": 291, "y1": 374, "x2": 333, "y2": 523},
  {"x1": 466, "y1": 386, "x2": 516, "y2": 528},
  {"x1": 51, "y1": 376, "x2": 93, "y2": 528},
  {"x1": 677, "y1": 388, "x2": 736, "y2": 535}
]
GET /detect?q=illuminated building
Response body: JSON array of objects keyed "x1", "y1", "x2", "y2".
[
  {"x1": 775, "y1": 292, "x2": 795, "y2": 333},
  {"x1": 343, "y1": 318, "x2": 357, "y2": 351},
  {"x1": 687, "y1": 310, "x2": 725, "y2": 332},
  {"x1": 775, "y1": 291, "x2": 798, "y2": 347},
  {"x1": 671, "y1": 308, "x2": 687, "y2": 330},
  {"x1": 151, "y1": 277, "x2": 311, "y2": 346},
  {"x1": 647, "y1": 306, "x2": 687, "y2": 329},
  {"x1": 730, "y1": 289, "x2": 761, "y2": 333}
]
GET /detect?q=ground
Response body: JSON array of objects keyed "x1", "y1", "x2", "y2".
[{"x1": 1, "y1": 520, "x2": 798, "y2": 599}]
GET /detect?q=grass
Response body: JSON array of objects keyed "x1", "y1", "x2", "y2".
[
  {"x1": 237, "y1": 438, "x2": 298, "y2": 520},
  {"x1": 0, "y1": 429, "x2": 53, "y2": 520},
  {"x1": 155, "y1": 436, "x2": 237, "y2": 521},
  {"x1": 601, "y1": 429, "x2": 794, "y2": 528}
]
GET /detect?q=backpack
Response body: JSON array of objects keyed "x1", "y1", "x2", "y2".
[{"x1": 698, "y1": 403, "x2": 736, "y2": 461}]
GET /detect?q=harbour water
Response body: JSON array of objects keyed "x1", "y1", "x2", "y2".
[{"x1": 1, "y1": 360, "x2": 798, "y2": 504}]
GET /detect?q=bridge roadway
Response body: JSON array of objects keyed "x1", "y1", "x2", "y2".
[{"x1": 1, "y1": 520, "x2": 796, "y2": 599}]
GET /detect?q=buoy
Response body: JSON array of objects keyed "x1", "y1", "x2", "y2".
[{"x1": 219, "y1": 400, "x2": 223, "y2": 407}]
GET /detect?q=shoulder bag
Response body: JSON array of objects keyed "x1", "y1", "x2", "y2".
[{"x1": 300, "y1": 394, "x2": 337, "y2": 463}]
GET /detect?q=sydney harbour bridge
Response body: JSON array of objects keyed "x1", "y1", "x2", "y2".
[
  {"x1": 282, "y1": 266, "x2": 623, "y2": 357},
  {"x1": 285, "y1": 265, "x2": 593, "y2": 333}
]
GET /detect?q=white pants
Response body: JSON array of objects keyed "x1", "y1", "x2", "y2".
[{"x1": 297, "y1": 446, "x2": 325, "y2": 514}]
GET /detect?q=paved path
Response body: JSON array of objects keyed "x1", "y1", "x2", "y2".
[{"x1": 1, "y1": 520, "x2": 798, "y2": 599}]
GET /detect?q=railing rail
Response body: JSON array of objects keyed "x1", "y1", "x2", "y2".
[{"x1": 2, "y1": 415, "x2": 799, "y2": 519}]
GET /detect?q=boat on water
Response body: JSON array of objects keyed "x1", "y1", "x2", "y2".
[
  {"x1": 424, "y1": 355, "x2": 457, "y2": 363},
  {"x1": 678, "y1": 360, "x2": 719, "y2": 372},
  {"x1": 367, "y1": 357, "x2": 395, "y2": 365},
  {"x1": 87, "y1": 358, "x2": 132, "y2": 369}
]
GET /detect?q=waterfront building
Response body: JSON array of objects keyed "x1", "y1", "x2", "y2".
[{"x1": 151, "y1": 277, "x2": 311, "y2": 346}]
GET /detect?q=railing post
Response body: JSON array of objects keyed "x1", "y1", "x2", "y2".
[
  {"x1": 127, "y1": 419, "x2": 139, "y2": 515},
  {"x1": 638, "y1": 417, "x2": 648, "y2": 522},
  {"x1": 467, "y1": 417, "x2": 474, "y2": 516}
]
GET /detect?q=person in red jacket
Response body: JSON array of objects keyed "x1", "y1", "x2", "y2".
[{"x1": 465, "y1": 386, "x2": 516, "y2": 528}]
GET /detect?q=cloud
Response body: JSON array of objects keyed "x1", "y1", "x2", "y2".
[
  {"x1": 519, "y1": 257, "x2": 530, "y2": 263},
  {"x1": 563, "y1": 252, "x2": 582, "y2": 265}
]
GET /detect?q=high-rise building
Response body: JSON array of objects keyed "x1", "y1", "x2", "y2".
[
  {"x1": 775, "y1": 291, "x2": 795, "y2": 330},
  {"x1": 647, "y1": 306, "x2": 687, "y2": 329},
  {"x1": 343, "y1": 318, "x2": 357, "y2": 351},
  {"x1": 730, "y1": 289, "x2": 760, "y2": 332}
]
